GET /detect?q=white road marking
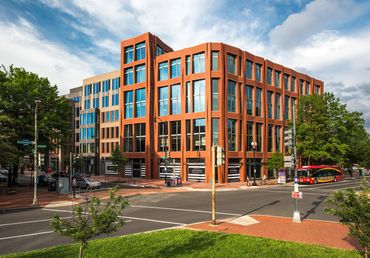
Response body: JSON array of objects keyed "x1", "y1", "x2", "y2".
[
  {"x1": 0, "y1": 231, "x2": 54, "y2": 241},
  {"x1": 252, "y1": 189, "x2": 329, "y2": 196},
  {"x1": 43, "y1": 208, "x2": 188, "y2": 226},
  {"x1": 0, "y1": 217, "x2": 72, "y2": 227},
  {"x1": 129, "y1": 205, "x2": 242, "y2": 216}
]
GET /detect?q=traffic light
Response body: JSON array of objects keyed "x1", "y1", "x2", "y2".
[{"x1": 216, "y1": 146, "x2": 225, "y2": 166}]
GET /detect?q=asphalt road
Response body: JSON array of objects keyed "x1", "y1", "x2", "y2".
[{"x1": 0, "y1": 178, "x2": 367, "y2": 255}]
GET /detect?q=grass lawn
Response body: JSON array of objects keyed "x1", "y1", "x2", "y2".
[{"x1": 4, "y1": 229, "x2": 362, "y2": 258}]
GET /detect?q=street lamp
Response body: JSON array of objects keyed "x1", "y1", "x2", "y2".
[
  {"x1": 33, "y1": 99, "x2": 41, "y2": 206},
  {"x1": 251, "y1": 141, "x2": 257, "y2": 186}
]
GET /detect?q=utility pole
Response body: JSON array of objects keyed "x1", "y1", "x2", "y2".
[
  {"x1": 292, "y1": 104, "x2": 301, "y2": 223},
  {"x1": 211, "y1": 144, "x2": 216, "y2": 225},
  {"x1": 33, "y1": 99, "x2": 41, "y2": 206}
]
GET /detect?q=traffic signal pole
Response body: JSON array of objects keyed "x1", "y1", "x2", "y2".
[{"x1": 292, "y1": 104, "x2": 301, "y2": 223}]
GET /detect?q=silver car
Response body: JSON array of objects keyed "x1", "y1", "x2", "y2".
[{"x1": 75, "y1": 177, "x2": 101, "y2": 189}]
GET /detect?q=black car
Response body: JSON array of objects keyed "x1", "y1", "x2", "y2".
[{"x1": 38, "y1": 174, "x2": 56, "y2": 186}]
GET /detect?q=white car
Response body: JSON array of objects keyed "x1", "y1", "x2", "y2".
[
  {"x1": 0, "y1": 169, "x2": 9, "y2": 175},
  {"x1": 0, "y1": 172, "x2": 7, "y2": 182},
  {"x1": 75, "y1": 177, "x2": 101, "y2": 189}
]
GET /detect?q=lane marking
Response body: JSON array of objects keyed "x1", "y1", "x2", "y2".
[
  {"x1": 0, "y1": 217, "x2": 72, "y2": 227},
  {"x1": 252, "y1": 189, "x2": 329, "y2": 196},
  {"x1": 0, "y1": 231, "x2": 54, "y2": 241},
  {"x1": 43, "y1": 208, "x2": 188, "y2": 226},
  {"x1": 129, "y1": 205, "x2": 242, "y2": 216}
]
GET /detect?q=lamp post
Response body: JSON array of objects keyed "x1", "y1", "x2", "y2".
[
  {"x1": 33, "y1": 99, "x2": 41, "y2": 206},
  {"x1": 251, "y1": 141, "x2": 257, "y2": 186}
]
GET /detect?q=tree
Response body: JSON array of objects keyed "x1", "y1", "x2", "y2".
[
  {"x1": 50, "y1": 188, "x2": 129, "y2": 258},
  {"x1": 297, "y1": 92, "x2": 370, "y2": 167},
  {"x1": 110, "y1": 145, "x2": 126, "y2": 182},
  {"x1": 325, "y1": 179, "x2": 370, "y2": 258},
  {"x1": 267, "y1": 152, "x2": 284, "y2": 178},
  {"x1": 0, "y1": 65, "x2": 72, "y2": 185}
]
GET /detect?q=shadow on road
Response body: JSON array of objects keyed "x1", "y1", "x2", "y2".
[
  {"x1": 241, "y1": 200, "x2": 280, "y2": 216},
  {"x1": 301, "y1": 195, "x2": 326, "y2": 220}
]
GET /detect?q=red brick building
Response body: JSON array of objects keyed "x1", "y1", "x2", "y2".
[{"x1": 120, "y1": 32, "x2": 323, "y2": 183}]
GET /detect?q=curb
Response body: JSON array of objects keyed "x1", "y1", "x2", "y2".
[{"x1": 0, "y1": 206, "x2": 41, "y2": 214}]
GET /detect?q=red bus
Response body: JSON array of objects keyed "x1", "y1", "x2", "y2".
[{"x1": 297, "y1": 165, "x2": 343, "y2": 184}]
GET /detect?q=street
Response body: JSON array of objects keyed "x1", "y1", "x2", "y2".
[{"x1": 0, "y1": 178, "x2": 366, "y2": 255}]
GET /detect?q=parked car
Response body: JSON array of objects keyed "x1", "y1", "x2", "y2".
[
  {"x1": 0, "y1": 168, "x2": 9, "y2": 176},
  {"x1": 50, "y1": 171, "x2": 68, "y2": 180},
  {"x1": 38, "y1": 174, "x2": 56, "y2": 186},
  {"x1": 75, "y1": 177, "x2": 101, "y2": 189},
  {"x1": 0, "y1": 172, "x2": 7, "y2": 182}
]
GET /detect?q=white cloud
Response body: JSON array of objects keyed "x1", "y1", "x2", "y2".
[
  {"x1": 269, "y1": 0, "x2": 365, "y2": 48},
  {"x1": 0, "y1": 17, "x2": 114, "y2": 95}
]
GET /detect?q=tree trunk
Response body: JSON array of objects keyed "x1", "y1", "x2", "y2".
[
  {"x1": 364, "y1": 246, "x2": 368, "y2": 258},
  {"x1": 79, "y1": 245, "x2": 83, "y2": 258}
]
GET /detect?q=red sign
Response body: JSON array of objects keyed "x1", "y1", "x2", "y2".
[{"x1": 292, "y1": 191, "x2": 303, "y2": 199}]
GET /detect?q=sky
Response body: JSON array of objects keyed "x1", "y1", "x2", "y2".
[{"x1": 1, "y1": 0, "x2": 370, "y2": 131}]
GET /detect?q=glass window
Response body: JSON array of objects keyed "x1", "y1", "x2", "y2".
[
  {"x1": 267, "y1": 68, "x2": 272, "y2": 85},
  {"x1": 112, "y1": 94, "x2": 119, "y2": 106},
  {"x1": 246, "y1": 85, "x2": 253, "y2": 115},
  {"x1": 159, "y1": 62, "x2": 168, "y2": 81},
  {"x1": 275, "y1": 126, "x2": 281, "y2": 152},
  {"x1": 299, "y1": 80, "x2": 304, "y2": 95},
  {"x1": 186, "y1": 120, "x2": 191, "y2": 151},
  {"x1": 84, "y1": 84, "x2": 91, "y2": 96},
  {"x1": 171, "y1": 84, "x2": 181, "y2": 115},
  {"x1": 115, "y1": 110, "x2": 119, "y2": 122},
  {"x1": 193, "y1": 119, "x2": 206, "y2": 151},
  {"x1": 212, "y1": 51, "x2": 219, "y2": 71},
  {"x1": 193, "y1": 53, "x2": 205, "y2": 73},
  {"x1": 284, "y1": 95, "x2": 290, "y2": 120},
  {"x1": 124, "y1": 91, "x2": 133, "y2": 118},
  {"x1": 267, "y1": 91, "x2": 273, "y2": 118},
  {"x1": 103, "y1": 80, "x2": 111, "y2": 92},
  {"x1": 158, "y1": 122, "x2": 168, "y2": 152},
  {"x1": 84, "y1": 99, "x2": 90, "y2": 109},
  {"x1": 256, "y1": 123, "x2": 262, "y2": 151},
  {"x1": 228, "y1": 80, "x2": 236, "y2": 112},
  {"x1": 274, "y1": 71, "x2": 280, "y2": 88},
  {"x1": 135, "y1": 64, "x2": 146, "y2": 83},
  {"x1": 93, "y1": 97, "x2": 99, "y2": 108},
  {"x1": 93, "y1": 82, "x2": 100, "y2": 94},
  {"x1": 256, "y1": 88, "x2": 262, "y2": 116},
  {"x1": 124, "y1": 67, "x2": 133, "y2": 85},
  {"x1": 159, "y1": 87, "x2": 168, "y2": 116},
  {"x1": 227, "y1": 54, "x2": 236, "y2": 74},
  {"x1": 212, "y1": 79, "x2": 219, "y2": 111},
  {"x1": 315, "y1": 85, "x2": 320, "y2": 95},
  {"x1": 193, "y1": 80, "x2": 205, "y2": 112},
  {"x1": 170, "y1": 121, "x2": 181, "y2": 151},
  {"x1": 275, "y1": 93, "x2": 281, "y2": 119},
  {"x1": 156, "y1": 45, "x2": 163, "y2": 56},
  {"x1": 186, "y1": 56, "x2": 190, "y2": 75},
  {"x1": 124, "y1": 125, "x2": 133, "y2": 152},
  {"x1": 255, "y1": 64, "x2": 262, "y2": 82},
  {"x1": 170, "y1": 59, "x2": 181, "y2": 78},
  {"x1": 112, "y1": 77, "x2": 120, "y2": 90},
  {"x1": 291, "y1": 76, "x2": 296, "y2": 92},
  {"x1": 228, "y1": 119, "x2": 237, "y2": 151},
  {"x1": 186, "y1": 81, "x2": 191, "y2": 113},
  {"x1": 135, "y1": 123, "x2": 146, "y2": 152},
  {"x1": 102, "y1": 96, "x2": 109, "y2": 108},
  {"x1": 306, "y1": 82, "x2": 310, "y2": 96},
  {"x1": 268, "y1": 124, "x2": 273, "y2": 152},
  {"x1": 247, "y1": 122, "x2": 253, "y2": 151},
  {"x1": 246, "y1": 60, "x2": 253, "y2": 79},
  {"x1": 212, "y1": 118, "x2": 219, "y2": 145},
  {"x1": 135, "y1": 42, "x2": 145, "y2": 61},
  {"x1": 284, "y1": 74, "x2": 289, "y2": 90},
  {"x1": 124, "y1": 46, "x2": 133, "y2": 64},
  {"x1": 135, "y1": 88, "x2": 146, "y2": 117}
]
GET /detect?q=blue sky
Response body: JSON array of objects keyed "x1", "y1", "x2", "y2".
[{"x1": 1, "y1": 0, "x2": 370, "y2": 130}]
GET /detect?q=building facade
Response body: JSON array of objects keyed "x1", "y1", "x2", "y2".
[
  {"x1": 80, "y1": 70, "x2": 121, "y2": 175},
  {"x1": 119, "y1": 32, "x2": 324, "y2": 183}
]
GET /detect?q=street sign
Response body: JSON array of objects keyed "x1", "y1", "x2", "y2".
[
  {"x1": 216, "y1": 146, "x2": 225, "y2": 166},
  {"x1": 17, "y1": 139, "x2": 33, "y2": 145},
  {"x1": 284, "y1": 155, "x2": 293, "y2": 168},
  {"x1": 37, "y1": 145, "x2": 46, "y2": 148},
  {"x1": 292, "y1": 191, "x2": 303, "y2": 199},
  {"x1": 284, "y1": 128, "x2": 293, "y2": 147}
]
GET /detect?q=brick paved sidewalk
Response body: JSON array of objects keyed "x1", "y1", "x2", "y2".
[{"x1": 186, "y1": 215, "x2": 361, "y2": 251}]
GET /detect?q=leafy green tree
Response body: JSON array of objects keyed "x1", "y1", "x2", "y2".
[
  {"x1": 0, "y1": 65, "x2": 72, "y2": 185},
  {"x1": 50, "y1": 188, "x2": 129, "y2": 258},
  {"x1": 110, "y1": 145, "x2": 126, "y2": 182},
  {"x1": 267, "y1": 152, "x2": 284, "y2": 178},
  {"x1": 325, "y1": 179, "x2": 370, "y2": 258},
  {"x1": 297, "y1": 92, "x2": 370, "y2": 167}
]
